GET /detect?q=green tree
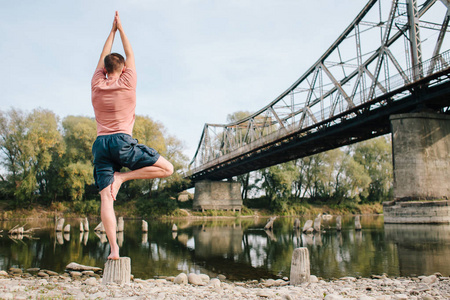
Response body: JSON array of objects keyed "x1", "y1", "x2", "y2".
[
  {"x1": 352, "y1": 136, "x2": 392, "y2": 202},
  {"x1": 60, "y1": 116, "x2": 97, "y2": 201},
  {"x1": 0, "y1": 109, "x2": 63, "y2": 205}
]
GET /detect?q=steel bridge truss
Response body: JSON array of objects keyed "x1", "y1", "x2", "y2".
[{"x1": 190, "y1": 0, "x2": 450, "y2": 175}]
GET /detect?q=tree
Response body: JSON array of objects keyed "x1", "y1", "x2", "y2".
[{"x1": 352, "y1": 136, "x2": 392, "y2": 202}]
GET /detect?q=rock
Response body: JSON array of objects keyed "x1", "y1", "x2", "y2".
[
  {"x1": 85, "y1": 277, "x2": 97, "y2": 286},
  {"x1": 209, "y1": 278, "x2": 221, "y2": 289},
  {"x1": 43, "y1": 270, "x2": 59, "y2": 276},
  {"x1": 263, "y1": 279, "x2": 275, "y2": 287},
  {"x1": 70, "y1": 271, "x2": 83, "y2": 278},
  {"x1": 421, "y1": 275, "x2": 437, "y2": 284},
  {"x1": 166, "y1": 276, "x2": 175, "y2": 282},
  {"x1": 310, "y1": 275, "x2": 319, "y2": 283},
  {"x1": 358, "y1": 296, "x2": 376, "y2": 300},
  {"x1": 188, "y1": 273, "x2": 204, "y2": 285},
  {"x1": 325, "y1": 295, "x2": 344, "y2": 300},
  {"x1": 0, "y1": 270, "x2": 8, "y2": 277},
  {"x1": 198, "y1": 274, "x2": 210, "y2": 284},
  {"x1": 174, "y1": 273, "x2": 187, "y2": 285},
  {"x1": 26, "y1": 268, "x2": 40, "y2": 273},
  {"x1": 256, "y1": 290, "x2": 275, "y2": 298},
  {"x1": 9, "y1": 268, "x2": 22, "y2": 274},
  {"x1": 82, "y1": 271, "x2": 95, "y2": 277},
  {"x1": 217, "y1": 274, "x2": 226, "y2": 281},
  {"x1": 66, "y1": 262, "x2": 102, "y2": 273},
  {"x1": 392, "y1": 295, "x2": 408, "y2": 300},
  {"x1": 37, "y1": 272, "x2": 49, "y2": 278}
]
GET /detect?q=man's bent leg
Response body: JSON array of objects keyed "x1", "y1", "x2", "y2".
[
  {"x1": 100, "y1": 186, "x2": 120, "y2": 259},
  {"x1": 111, "y1": 156, "x2": 173, "y2": 200}
]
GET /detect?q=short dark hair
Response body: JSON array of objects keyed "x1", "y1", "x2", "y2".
[{"x1": 104, "y1": 53, "x2": 125, "y2": 74}]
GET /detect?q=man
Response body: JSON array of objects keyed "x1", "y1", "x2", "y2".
[{"x1": 91, "y1": 11, "x2": 173, "y2": 260}]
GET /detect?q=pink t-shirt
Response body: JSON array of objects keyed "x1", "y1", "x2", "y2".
[{"x1": 91, "y1": 68, "x2": 137, "y2": 136}]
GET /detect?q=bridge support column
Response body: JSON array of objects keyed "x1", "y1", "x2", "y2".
[
  {"x1": 193, "y1": 180, "x2": 243, "y2": 212},
  {"x1": 384, "y1": 112, "x2": 450, "y2": 223}
]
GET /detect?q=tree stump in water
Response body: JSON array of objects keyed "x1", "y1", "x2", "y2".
[
  {"x1": 142, "y1": 220, "x2": 148, "y2": 232},
  {"x1": 264, "y1": 217, "x2": 277, "y2": 230},
  {"x1": 336, "y1": 216, "x2": 342, "y2": 231},
  {"x1": 102, "y1": 257, "x2": 131, "y2": 285},
  {"x1": 117, "y1": 217, "x2": 124, "y2": 232},
  {"x1": 56, "y1": 218, "x2": 65, "y2": 232},
  {"x1": 83, "y1": 217, "x2": 89, "y2": 232},
  {"x1": 355, "y1": 215, "x2": 362, "y2": 231},
  {"x1": 290, "y1": 247, "x2": 310, "y2": 285},
  {"x1": 293, "y1": 218, "x2": 301, "y2": 229}
]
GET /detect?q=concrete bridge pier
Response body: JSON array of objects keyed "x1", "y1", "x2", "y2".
[
  {"x1": 384, "y1": 112, "x2": 450, "y2": 223},
  {"x1": 193, "y1": 180, "x2": 243, "y2": 212}
]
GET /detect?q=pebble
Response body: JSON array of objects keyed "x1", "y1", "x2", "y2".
[{"x1": 0, "y1": 270, "x2": 448, "y2": 299}]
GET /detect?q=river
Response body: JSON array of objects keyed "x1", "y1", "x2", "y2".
[{"x1": 1, "y1": 215, "x2": 449, "y2": 280}]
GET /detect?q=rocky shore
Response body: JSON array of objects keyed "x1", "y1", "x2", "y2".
[{"x1": 0, "y1": 267, "x2": 449, "y2": 299}]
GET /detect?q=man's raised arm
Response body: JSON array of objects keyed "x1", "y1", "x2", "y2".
[
  {"x1": 115, "y1": 12, "x2": 135, "y2": 70},
  {"x1": 95, "y1": 14, "x2": 117, "y2": 70}
]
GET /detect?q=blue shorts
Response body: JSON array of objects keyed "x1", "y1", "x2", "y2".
[{"x1": 92, "y1": 133, "x2": 160, "y2": 191}]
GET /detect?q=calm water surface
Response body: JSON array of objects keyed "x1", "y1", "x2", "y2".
[{"x1": 0, "y1": 216, "x2": 449, "y2": 280}]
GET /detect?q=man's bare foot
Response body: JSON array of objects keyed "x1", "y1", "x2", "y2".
[
  {"x1": 111, "y1": 172, "x2": 123, "y2": 201},
  {"x1": 108, "y1": 243, "x2": 120, "y2": 260}
]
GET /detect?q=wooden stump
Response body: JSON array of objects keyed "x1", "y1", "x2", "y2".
[
  {"x1": 264, "y1": 217, "x2": 277, "y2": 230},
  {"x1": 313, "y1": 216, "x2": 321, "y2": 232},
  {"x1": 336, "y1": 216, "x2": 342, "y2": 231},
  {"x1": 79, "y1": 221, "x2": 84, "y2": 232},
  {"x1": 117, "y1": 217, "x2": 124, "y2": 232},
  {"x1": 293, "y1": 218, "x2": 301, "y2": 229},
  {"x1": 355, "y1": 215, "x2": 362, "y2": 231},
  {"x1": 172, "y1": 224, "x2": 178, "y2": 232},
  {"x1": 63, "y1": 224, "x2": 71, "y2": 233},
  {"x1": 302, "y1": 220, "x2": 313, "y2": 233},
  {"x1": 56, "y1": 218, "x2": 65, "y2": 232},
  {"x1": 94, "y1": 222, "x2": 105, "y2": 232},
  {"x1": 102, "y1": 257, "x2": 131, "y2": 285},
  {"x1": 290, "y1": 247, "x2": 310, "y2": 285},
  {"x1": 142, "y1": 220, "x2": 148, "y2": 232},
  {"x1": 83, "y1": 218, "x2": 89, "y2": 232}
]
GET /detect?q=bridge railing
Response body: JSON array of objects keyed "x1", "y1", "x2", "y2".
[{"x1": 189, "y1": 0, "x2": 450, "y2": 173}]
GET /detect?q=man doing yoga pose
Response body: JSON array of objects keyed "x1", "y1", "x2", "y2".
[{"x1": 91, "y1": 11, "x2": 173, "y2": 260}]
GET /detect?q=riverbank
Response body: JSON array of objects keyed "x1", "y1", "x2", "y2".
[
  {"x1": 0, "y1": 269, "x2": 448, "y2": 299},
  {"x1": 0, "y1": 200, "x2": 384, "y2": 221}
]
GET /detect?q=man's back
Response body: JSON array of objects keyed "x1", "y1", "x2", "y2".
[{"x1": 91, "y1": 67, "x2": 137, "y2": 136}]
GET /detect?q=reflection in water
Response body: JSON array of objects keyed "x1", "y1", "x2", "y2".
[
  {"x1": 385, "y1": 224, "x2": 450, "y2": 276},
  {"x1": 0, "y1": 217, "x2": 449, "y2": 280},
  {"x1": 193, "y1": 224, "x2": 243, "y2": 258}
]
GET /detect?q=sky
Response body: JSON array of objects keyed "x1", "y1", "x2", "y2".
[{"x1": 1, "y1": 1, "x2": 377, "y2": 159}]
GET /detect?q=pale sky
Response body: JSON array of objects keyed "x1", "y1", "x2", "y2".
[{"x1": 0, "y1": 1, "x2": 380, "y2": 159}]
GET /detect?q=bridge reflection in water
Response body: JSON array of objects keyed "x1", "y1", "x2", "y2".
[{"x1": 385, "y1": 224, "x2": 450, "y2": 276}]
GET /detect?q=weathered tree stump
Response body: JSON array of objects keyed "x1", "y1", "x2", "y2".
[
  {"x1": 302, "y1": 220, "x2": 313, "y2": 233},
  {"x1": 172, "y1": 224, "x2": 178, "y2": 232},
  {"x1": 142, "y1": 220, "x2": 148, "y2": 232},
  {"x1": 94, "y1": 222, "x2": 105, "y2": 232},
  {"x1": 290, "y1": 247, "x2": 310, "y2": 285},
  {"x1": 83, "y1": 218, "x2": 89, "y2": 232},
  {"x1": 79, "y1": 221, "x2": 84, "y2": 232},
  {"x1": 355, "y1": 215, "x2": 362, "y2": 231},
  {"x1": 313, "y1": 217, "x2": 321, "y2": 232},
  {"x1": 336, "y1": 216, "x2": 342, "y2": 231},
  {"x1": 117, "y1": 217, "x2": 124, "y2": 232},
  {"x1": 56, "y1": 218, "x2": 65, "y2": 232},
  {"x1": 102, "y1": 257, "x2": 131, "y2": 285},
  {"x1": 293, "y1": 218, "x2": 301, "y2": 229},
  {"x1": 63, "y1": 224, "x2": 71, "y2": 233},
  {"x1": 264, "y1": 217, "x2": 277, "y2": 230}
]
